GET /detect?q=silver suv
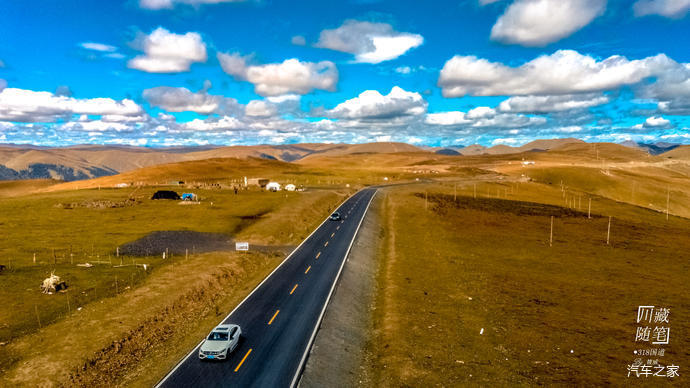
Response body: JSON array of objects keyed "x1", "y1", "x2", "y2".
[{"x1": 198, "y1": 324, "x2": 241, "y2": 361}]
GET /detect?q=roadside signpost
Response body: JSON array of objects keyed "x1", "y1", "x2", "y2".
[{"x1": 235, "y1": 242, "x2": 249, "y2": 251}]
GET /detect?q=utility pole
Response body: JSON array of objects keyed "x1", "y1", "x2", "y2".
[
  {"x1": 606, "y1": 216, "x2": 612, "y2": 245},
  {"x1": 666, "y1": 186, "x2": 670, "y2": 221},
  {"x1": 550, "y1": 216, "x2": 553, "y2": 247},
  {"x1": 588, "y1": 198, "x2": 591, "y2": 219}
]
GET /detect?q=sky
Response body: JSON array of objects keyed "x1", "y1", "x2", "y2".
[{"x1": 1, "y1": 0, "x2": 690, "y2": 148}]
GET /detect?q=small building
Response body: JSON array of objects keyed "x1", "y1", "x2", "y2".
[
  {"x1": 151, "y1": 190, "x2": 180, "y2": 200},
  {"x1": 181, "y1": 193, "x2": 198, "y2": 201},
  {"x1": 266, "y1": 182, "x2": 281, "y2": 192},
  {"x1": 285, "y1": 184, "x2": 296, "y2": 192},
  {"x1": 115, "y1": 183, "x2": 128, "y2": 188}
]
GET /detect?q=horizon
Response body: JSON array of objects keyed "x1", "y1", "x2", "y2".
[{"x1": 1, "y1": 1, "x2": 690, "y2": 147}]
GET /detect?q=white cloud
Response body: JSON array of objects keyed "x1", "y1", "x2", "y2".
[
  {"x1": 266, "y1": 94, "x2": 300, "y2": 103},
  {"x1": 62, "y1": 120, "x2": 131, "y2": 132},
  {"x1": 80, "y1": 42, "x2": 117, "y2": 52},
  {"x1": 128, "y1": 27, "x2": 207, "y2": 73},
  {"x1": 218, "y1": 53, "x2": 338, "y2": 96},
  {"x1": 139, "y1": 0, "x2": 245, "y2": 10},
  {"x1": 425, "y1": 111, "x2": 471, "y2": 125},
  {"x1": 395, "y1": 66, "x2": 411, "y2": 74},
  {"x1": 439, "y1": 50, "x2": 676, "y2": 97},
  {"x1": 181, "y1": 116, "x2": 244, "y2": 131},
  {"x1": 634, "y1": 0, "x2": 690, "y2": 18},
  {"x1": 327, "y1": 86, "x2": 426, "y2": 119},
  {"x1": 644, "y1": 116, "x2": 671, "y2": 127},
  {"x1": 0, "y1": 79, "x2": 6, "y2": 92},
  {"x1": 0, "y1": 87, "x2": 143, "y2": 122},
  {"x1": 245, "y1": 100, "x2": 278, "y2": 117},
  {"x1": 315, "y1": 20, "x2": 423, "y2": 64},
  {"x1": 425, "y1": 107, "x2": 546, "y2": 128},
  {"x1": 491, "y1": 0, "x2": 606, "y2": 46},
  {"x1": 143, "y1": 86, "x2": 239, "y2": 114},
  {"x1": 291, "y1": 35, "x2": 306, "y2": 46},
  {"x1": 498, "y1": 93, "x2": 610, "y2": 112}
]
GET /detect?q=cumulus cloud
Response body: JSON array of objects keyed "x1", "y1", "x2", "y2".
[
  {"x1": 128, "y1": 27, "x2": 207, "y2": 73},
  {"x1": 439, "y1": 50, "x2": 676, "y2": 97},
  {"x1": 181, "y1": 116, "x2": 245, "y2": 131},
  {"x1": 315, "y1": 20, "x2": 423, "y2": 64},
  {"x1": 245, "y1": 100, "x2": 278, "y2": 117},
  {"x1": 62, "y1": 120, "x2": 132, "y2": 132},
  {"x1": 491, "y1": 0, "x2": 606, "y2": 46},
  {"x1": 327, "y1": 86, "x2": 426, "y2": 120},
  {"x1": 218, "y1": 53, "x2": 338, "y2": 96},
  {"x1": 643, "y1": 116, "x2": 672, "y2": 127},
  {"x1": 0, "y1": 87, "x2": 143, "y2": 122},
  {"x1": 634, "y1": 0, "x2": 690, "y2": 18},
  {"x1": 0, "y1": 79, "x2": 6, "y2": 92},
  {"x1": 425, "y1": 107, "x2": 546, "y2": 129},
  {"x1": 143, "y1": 86, "x2": 240, "y2": 114},
  {"x1": 425, "y1": 111, "x2": 471, "y2": 125},
  {"x1": 498, "y1": 93, "x2": 610, "y2": 113},
  {"x1": 139, "y1": 0, "x2": 245, "y2": 10}
]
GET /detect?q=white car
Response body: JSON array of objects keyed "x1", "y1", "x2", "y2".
[{"x1": 198, "y1": 324, "x2": 241, "y2": 361}]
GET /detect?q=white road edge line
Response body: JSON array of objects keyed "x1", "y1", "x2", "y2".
[
  {"x1": 155, "y1": 189, "x2": 363, "y2": 388},
  {"x1": 290, "y1": 188, "x2": 377, "y2": 388}
]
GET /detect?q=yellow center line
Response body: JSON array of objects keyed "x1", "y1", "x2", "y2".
[
  {"x1": 331, "y1": 232, "x2": 335, "y2": 238},
  {"x1": 316, "y1": 251, "x2": 321, "y2": 259},
  {"x1": 290, "y1": 284, "x2": 298, "y2": 295},
  {"x1": 305, "y1": 265, "x2": 311, "y2": 274},
  {"x1": 324, "y1": 241, "x2": 329, "y2": 247},
  {"x1": 234, "y1": 348, "x2": 252, "y2": 372},
  {"x1": 268, "y1": 309, "x2": 280, "y2": 325}
]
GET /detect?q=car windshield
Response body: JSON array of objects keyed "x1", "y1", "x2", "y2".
[{"x1": 207, "y1": 332, "x2": 229, "y2": 341}]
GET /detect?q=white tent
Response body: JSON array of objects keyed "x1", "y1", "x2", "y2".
[
  {"x1": 266, "y1": 182, "x2": 282, "y2": 191},
  {"x1": 285, "y1": 184, "x2": 296, "y2": 191}
]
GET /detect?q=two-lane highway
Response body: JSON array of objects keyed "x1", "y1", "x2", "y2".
[{"x1": 157, "y1": 188, "x2": 377, "y2": 388}]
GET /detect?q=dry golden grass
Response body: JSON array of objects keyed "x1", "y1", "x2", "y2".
[{"x1": 366, "y1": 181, "x2": 689, "y2": 386}]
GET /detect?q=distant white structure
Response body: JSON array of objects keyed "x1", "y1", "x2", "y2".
[
  {"x1": 521, "y1": 161, "x2": 535, "y2": 166},
  {"x1": 285, "y1": 184, "x2": 296, "y2": 192},
  {"x1": 266, "y1": 182, "x2": 282, "y2": 192},
  {"x1": 115, "y1": 183, "x2": 128, "y2": 188},
  {"x1": 383, "y1": 177, "x2": 389, "y2": 181}
]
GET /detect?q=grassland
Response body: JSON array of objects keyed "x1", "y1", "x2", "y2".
[
  {"x1": 364, "y1": 180, "x2": 689, "y2": 386},
  {"x1": 0, "y1": 175, "x2": 351, "y2": 386}
]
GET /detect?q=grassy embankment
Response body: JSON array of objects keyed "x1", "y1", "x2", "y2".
[
  {"x1": 0, "y1": 178, "x2": 351, "y2": 386},
  {"x1": 365, "y1": 180, "x2": 689, "y2": 386}
]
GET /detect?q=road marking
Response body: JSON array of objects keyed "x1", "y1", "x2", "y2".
[
  {"x1": 234, "y1": 349, "x2": 252, "y2": 372},
  {"x1": 290, "y1": 284, "x2": 298, "y2": 295},
  {"x1": 268, "y1": 309, "x2": 280, "y2": 325},
  {"x1": 324, "y1": 241, "x2": 328, "y2": 247},
  {"x1": 305, "y1": 265, "x2": 311, "y2": 274},
  {"x1": 336, "y1": 226, "x2": 340, "y2": 230},
  {"x1": 341, "y1": 220, "x2": 344, "y2": 224},
  {"x1": 331, "y1": 232, "x2": 335, "y2": 238},
  {"x1": 316, "y1": 252, "x2": 321, "y2": 259}
]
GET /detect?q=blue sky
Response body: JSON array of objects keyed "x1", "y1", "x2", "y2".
[{"x1": 1, "y1": 0, "x2": 690, "y2": 147}]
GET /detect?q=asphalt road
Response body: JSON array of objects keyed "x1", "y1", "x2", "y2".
[{"x1": 157, "y1": 188, "x2": 378, "y2": 388}]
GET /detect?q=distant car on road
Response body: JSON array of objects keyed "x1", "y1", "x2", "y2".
[
  {"x1": 329, "y1": 212, "x2": 341, "y2": 221},
  {"x1": 199, "y1": 324, "x2": 241, "y2": 361}
]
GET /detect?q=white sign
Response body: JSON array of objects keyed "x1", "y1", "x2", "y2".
[{"x1": 235, "y1": 242, "x2": 249, "y2": 251}]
